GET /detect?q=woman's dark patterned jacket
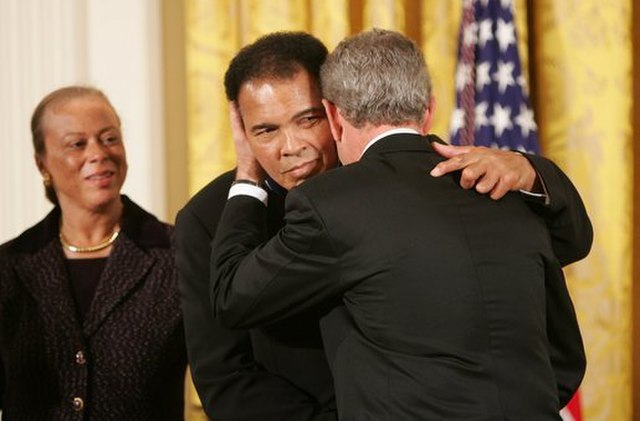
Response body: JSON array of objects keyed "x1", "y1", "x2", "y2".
[{"x1": 0, "y1": 196, "x2": 187, "y2": 420}]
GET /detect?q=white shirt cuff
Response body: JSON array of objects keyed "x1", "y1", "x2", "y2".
[
  {"x1": 519, "y1": 170, "x2": 549, "y2": 205},
  {"x1": 228, "y1": 183, "x2": 268, "y2": 205}
]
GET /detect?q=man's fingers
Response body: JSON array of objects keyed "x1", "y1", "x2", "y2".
[
  {"x1": 431, "y1": 142, "x2": 473, "y2": 159},
  {"x1": 431, "y1": 144, "x2": 484, "y2": 176},
  {"x1": 489, "y1": 182, "x2": 511, "y2": 200},
  {"x1": 229, "y1": 101, "x2": 245, "y2": 135},
  {"x1": 485, "y1": 172, "x2": 521, "y2": 200},
  {"x1": 474, "y1": 172, "x2": 498, "y2": 194},
  {"x1": 430, "y1": 145, "x2": 539, "y2": 199},
  {"x1": 459, "y1": 165, "x2": 483, "y2": 190},
  {"x1": 228, "y1": 101, "x2": 263, "y2": 180},
  {"x1": 430, "y1": 156, "x2": 465, "y2": 177}
]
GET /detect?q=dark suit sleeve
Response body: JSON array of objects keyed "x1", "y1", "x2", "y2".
[
  {"x1": 522, "y1": 155, "x2": 589, "y2": 407},
  {"x1": 175, "y1": 205, "x2": 336, "y2": 421},
  {"x1": 211, "y1": 192, "x2": 344, "y2": 329},
  {"x1": 521, "y1": 154, "x2": 593, "y2": 266}
]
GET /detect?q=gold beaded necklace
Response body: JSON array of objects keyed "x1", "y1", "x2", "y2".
[{"x1": 59, "y1": 228, "x2": 120, "y2": 253}]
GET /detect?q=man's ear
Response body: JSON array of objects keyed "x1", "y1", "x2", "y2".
[
  {"x1": 419, "y1": 96, "x2": 437, "y2": 135},
  {"x1": 322, "y1": 99, "x2": 343, "y2": 143}
]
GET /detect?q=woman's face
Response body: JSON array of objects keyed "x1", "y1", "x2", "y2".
[{"x1": 37, "y1": 95, "x2": 128, "y2": 212}]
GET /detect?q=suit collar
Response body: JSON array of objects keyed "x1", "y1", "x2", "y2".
[
  {"x1": 360, "y1": 132, "x2": 443, "y2": 160},
  {"x1": 360, "y1": 128, "x2": 420, "y2": 158},
  {"x1": 118, "y1": 195, "x2": 171, "y2": 249},
  {"x1": 8, "y1": 195, "x2": 170, "y2": 254},
  {"x1": 265, "y1": 176, "x2": 288, "y2": 198}
]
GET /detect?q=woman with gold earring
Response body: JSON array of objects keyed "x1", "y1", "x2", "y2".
[{"x1": 0, "y1": 86, "x2": 187, "y2": 419}]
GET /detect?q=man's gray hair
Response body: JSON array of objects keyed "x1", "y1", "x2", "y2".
[{"x1": 320, "y1": 28, "x2": 432, "y2": 128}]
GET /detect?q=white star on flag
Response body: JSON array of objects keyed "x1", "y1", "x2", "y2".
[
  {"x1": 493, "y1": 60, "x2": 515, "y2": 93},
  {"x1": 476, "y1": 61, "x2": 492, "y2": 90},
  {"x1": 475, "y1": 102, "x2": 490, "y2": 129},
  {"x1": 496, "y1": 18, "x2": 516, "y2": 52},
  {"x1": 490, "y1": 103, "x2": 512, "y2": 137},
  {"x1": 478, "y1": 19, "x2": 493, "y2": 47},
  {"x1": 514, "y1": 105, "x2": 537, "y2": 137}
]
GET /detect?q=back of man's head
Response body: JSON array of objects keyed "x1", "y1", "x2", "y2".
[
  {"x1": 224, "y1": 31, "x2": 328, "y2": 102},
  {"x1": 320, "y1": 28, "x2": 432, "y2": 128}
]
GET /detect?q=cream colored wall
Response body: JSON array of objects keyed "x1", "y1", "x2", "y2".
[{"x1": 0, "y1": 0, "x2": 166, "y2": 243}]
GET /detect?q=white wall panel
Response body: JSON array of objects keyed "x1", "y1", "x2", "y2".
[{"x1": 85, "y1": 0, "x2": 165, "y2": 221}]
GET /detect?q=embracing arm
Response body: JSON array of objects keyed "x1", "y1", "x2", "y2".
[
  {"x1": 211, "y1": 191, "x2": 343, "y2": 330},
  {"x1": 430, "y1": 143, "x2": 592, "y2": 266},
  {"x1": 176, "y1": 204, "x2": 336, "y2": 421},
  {"x1": 212, "y1": 104, "x2": 343, "y2": 329},
  {"x1": 519, "y1": 154, "x2": 592, "y2": 266}
]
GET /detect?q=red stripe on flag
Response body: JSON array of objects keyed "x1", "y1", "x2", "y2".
[{"x1": 560, "y1": 391, "x2": 582, "y2": 421}]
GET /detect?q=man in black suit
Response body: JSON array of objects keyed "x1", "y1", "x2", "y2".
[
  {"x1": 175, "y1": 34, "x2": 337, "y2": 420},
  {"x1": 210, "y1": 29, "x2": 590, "y2": 420}
]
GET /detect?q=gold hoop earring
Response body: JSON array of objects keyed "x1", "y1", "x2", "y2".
[{"x1": 42, "y1": 172, "x2": 52, "y2": 187}]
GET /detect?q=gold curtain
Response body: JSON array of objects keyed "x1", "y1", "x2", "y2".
[
  {"x1": 179, "y1": 1, "x2": 637, "y2": 419},
  {"x1": 533, "y1": 2, "x2": 634, "y2": 420}
]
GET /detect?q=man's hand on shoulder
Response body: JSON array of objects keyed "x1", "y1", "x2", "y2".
[{"x1": 430, "y1": 142, "x2": 540, "y2": 200}]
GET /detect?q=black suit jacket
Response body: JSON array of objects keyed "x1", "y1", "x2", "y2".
[
  {"x1": 211, "y1": 134, "x2": 589, "y2": 420},
  {"x1": 175, "y1": 171, "x2": 336, "y2": 420}
]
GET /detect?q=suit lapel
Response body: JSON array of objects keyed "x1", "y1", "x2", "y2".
[
  {"x1": 83, "y1": 233, "x2": 154, "y2": 337},
  {"x1": 14, "y1": 239, "x2": 80, "y2": 332}
]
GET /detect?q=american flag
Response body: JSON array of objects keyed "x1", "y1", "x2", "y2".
[{"x1": 450, "y1": 0, "x2": 539, "y2": 154}]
